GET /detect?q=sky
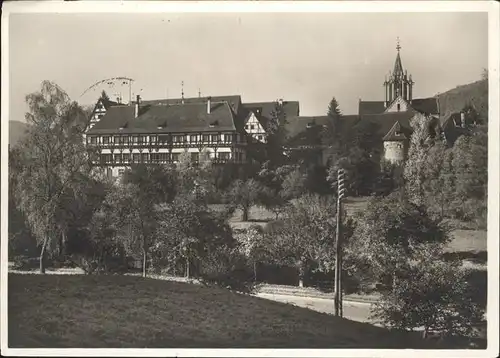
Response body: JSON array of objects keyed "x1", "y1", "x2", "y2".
[{"x1": 8, "y1": 11, "x2": 488, "y2": 121}]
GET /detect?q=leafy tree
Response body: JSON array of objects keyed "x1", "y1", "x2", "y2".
[
  {"x1": 327, "y1": 118, "x2": 382, "y2": 197},
  {"x1": 258, "y1": 186, "x2": 288, "y2": 220},
  {"x1": 420, "y1": 141, "x2": 454, "y2": 219},
  {"x1": 347, "y1": 193, "x2": 450, "y2": 292},
  {"x1": 450, "y1": 131, "x2": 488, "y2": 223},
  {"x1": 265, "y1": 100, "x2": 288, "y2": 166},
  {"x1": 372, "y1": 160, "x2": 404, "y2": 197},
  {"x1": 8, "y1": 148, "x2": 38, "y2": 259},
  {"x1": 227, "y1": 179, "x2": 266, "y2": 221},
  {"x1": 371, "y1": 245, "x2": 485, "y2": 340},
  {"x1": 12, "y1": 81, "x2": 93, "y2": 273},
  {"x1": 154, "y1": 196, "x2": 236, "y2": 278},
  {"x1": 403, "y1": 113, "x2": 435, "y2": 205},
  {"x1": 237, "y1": 225, "x2": 268, "y2": 282},
  {"x1": 116, "y1": 164, "x2": 177, "y2": 277},
  {"x1": 327, "y1": 97, "x2": 342, "y2": 118},
  {"x1": 176, "y1": 148, "x2": 214, "y2": 201},
  {"x1": 68, "y1": 186, "x2": 128, "y2": 275},
  {"x1": 122, "y1": 163, "x2": 177, "y2": 203},
  {"x1": 280, "y1": 167, "x2": 308, "y2": 200},
  {"x1": 265, "y1": 194, "x2": 339, "y2": 287},
  {"x1": 323, "y1": 97, "x2": 344, "y2": 163}
]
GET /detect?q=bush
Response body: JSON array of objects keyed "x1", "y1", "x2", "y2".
[
  {"x1": 370, "y1": 256, "x2": 485, "y2": 340},
  {"x1": 11, "y1": 256, "x2": 46, "y2": 271},
  {"x1": 198, "y1": 248, "x2": 256, "y2": 294}
]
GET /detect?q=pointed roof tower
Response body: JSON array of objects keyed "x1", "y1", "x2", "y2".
[{"x1": 393, "y1": 37, "x2": 404, "y2": 77}]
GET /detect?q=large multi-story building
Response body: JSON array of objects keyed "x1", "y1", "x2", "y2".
[
  {"x1": 85, "y1": 40, "x2": 470, "y2": 173},
  {"x1": 85, "y1": 94, "x2": 299, "y2": 177}
]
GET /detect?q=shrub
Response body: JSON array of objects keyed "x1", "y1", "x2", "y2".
[
  {"x1": 198, "y1": 247, "x2": 256, "y2": 294},
  {"x1": 370, "y1": 254, "x2": 485, "y2": 340}
]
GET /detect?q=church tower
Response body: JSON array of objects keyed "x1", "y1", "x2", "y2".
[{"x1": 383, "y1": 38, "x2": 414, "y2": 106}]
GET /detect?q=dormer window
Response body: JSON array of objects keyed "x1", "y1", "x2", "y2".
[{"x1": 209, "y1": 120, "x2": 219, "y2": 128}]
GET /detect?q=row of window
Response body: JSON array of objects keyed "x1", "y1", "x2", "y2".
[
  {"x1": 98, "y1": 151, "x2": 241, "y2": 164},
  {"x1": 87, "y1": 133, "x2": 241, "y2": 145}
]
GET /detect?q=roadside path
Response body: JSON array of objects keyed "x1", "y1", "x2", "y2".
[{"x1": 255, "y1": 292, "x2": 375, "y2": 325}]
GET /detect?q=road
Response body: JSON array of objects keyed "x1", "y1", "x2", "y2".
[{"x1": 255, "y1": 292, "x2": 375, "y2": 325}]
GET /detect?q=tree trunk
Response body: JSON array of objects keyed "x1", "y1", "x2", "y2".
[
  {"x1": 242, "y1": 206, "x2": 249, "y2": 221},
  {"x1": 298, "y1": 263, "x2": 305, "y2": 288},
  {"x1": 39, "y1": 237, "x2": 48, "y2": 274},
  {"x1": 142, "y1": 249, "x2": 147, "y2": 278},
  {"x1": 185, "y1": 256, "x2": 190, "y2": 278},
  {"x1": 58, "y1": 232, "x2": 64, "y2": 258},
  {"x1": 253, "y1": 261, "x2": 257, "y2": 282}
]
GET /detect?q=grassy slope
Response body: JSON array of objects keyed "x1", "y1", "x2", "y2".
[
  {"x1": 437, "y1": 79, "x2": 488, "y2": 119},
  {"x1": 8, "y1": 274, "x2": 437, "y2": 349}
]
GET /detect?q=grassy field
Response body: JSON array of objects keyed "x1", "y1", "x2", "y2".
[{"x1": 8, "y1": 273, "x2": 443, "y2": 349}]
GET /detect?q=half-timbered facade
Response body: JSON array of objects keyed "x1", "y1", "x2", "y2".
[{"x1": 86, "y1": 96, "x2": 247, "y2": 178}]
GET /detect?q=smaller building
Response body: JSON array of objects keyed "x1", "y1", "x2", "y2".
[{"x1": 242, "y1": 100, "x2": 300, "y2": 143}]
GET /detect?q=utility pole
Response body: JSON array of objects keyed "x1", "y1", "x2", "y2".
[{"x1": 334, "y1": 168, "x2": 346, "y2": 317}]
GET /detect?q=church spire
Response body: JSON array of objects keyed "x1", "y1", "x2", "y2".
[
  {"x1": 384, "y1": 37, "x2": 414, "y2": 105},
  {"x1": 393, "y1": 37, "x2": 404, "y2": 77}
]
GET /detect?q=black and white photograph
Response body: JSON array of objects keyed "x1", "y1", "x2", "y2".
[{"x1": 1, "y1": 1, "x2": 499, "y2": 356}]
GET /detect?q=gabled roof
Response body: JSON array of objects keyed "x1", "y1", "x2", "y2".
[
  {"x1": 358, "y1": 101, "x2": 387, "y2": 115},
  {"x1": 359, "y1": 97, "x2": 438, "y2": 116},
  {"x1": 101, "y1": 98, "x2": 120, "y2": 110},
  {"x1": 382, "y1": 121, "x2": 411, "y2": 141},
  {"x1": 138, "y1": 95, "x2": 243, "y2": 117},
  {"x1": 242, "y1": 101, "x2": 300, "y2": 132},
  {"x1": 284, "y1": 115, "x2": 359, "y2": 146},
  {"x1": 410, "y1": 98, "x2": 439, "y2": 115},
  {"x1": 357, "y1": 111, "x2": 415, "y2": 138},
  {"x1": 86, "y1": 101, "x2": 237, "y2": 135}
]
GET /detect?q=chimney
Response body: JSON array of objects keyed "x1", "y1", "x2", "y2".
[
  {"x1": 460, "y1": 112, "x2": 465, "y2": 128},
  {"x1": 278, "y1": 98, "x2": 283, "y2": 107},
  {"x1": 207, "y1": 96, "x2": 212, "y2": 114},
  {"x1": 135, "y1": 95, "x2": 140, "y2": 118}
]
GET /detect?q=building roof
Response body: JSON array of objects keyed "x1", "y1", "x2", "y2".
[
  {"x1": 382, "y1": 121, "x2": 411, "y2": 141},
  {"x1": 284, "y1": 115, "x2": 359, "y2": 146},
  {"x1": 393, "y1": 51, "x2": 404, "y2": 77},
  {"x1": 101, "y1": 98, "x2": 120, "y2": 109},
  {"x1": 242, "y1": 101, "x2": 300, "y2": 131},
  {"x1": 358, "y1": 101, "x2": 387, "y2": 115},
  {"x1": 138, "y1": 95, "x2": 243, "y2": 116},
  {"x1": 358, "y1": 111, "x2": 415, "y2": 138},
  {"x1": 359, "y1": 97, "x2": 438, "y2": 116},
  {"x1": 410, "y1": 97, "x2": 439, "y2": 115},
  {"x1": 86, "y1": 101, "x2": 237, "y2": 135}
]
